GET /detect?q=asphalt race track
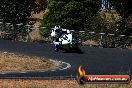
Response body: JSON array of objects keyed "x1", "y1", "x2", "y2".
[{"x1": 0, "y1": 39, "x2": 132, "y2": 78}]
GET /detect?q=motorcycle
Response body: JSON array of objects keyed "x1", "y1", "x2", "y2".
[{"x1": 51, "y1": 25, "x2": 79, "y2": 52}]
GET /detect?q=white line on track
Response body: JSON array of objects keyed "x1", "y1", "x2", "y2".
[
  {"x1": 19, "y1": 72, "x2": 27, "y2": 73},
  {"x1": 51, "y1": 70, "x2": 55, "y2": 71},
  {"x1": 38, "y1": 70, "x2": 47, "y2": 72},
  {"x1": 58, "y1": 60, "x2": 71, "y2": 71},
  {"x1": 1, "y1": 73, "x2": 6, "y2": 74},
  {"x1": 0, "y1": 59, "x2": 71, "y2": 74}
]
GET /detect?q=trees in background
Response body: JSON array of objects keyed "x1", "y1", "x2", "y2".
[
  {"x1": 109, "y1": 0, "x2": 132, "y2": 35},
  {"x1": 41, "y1": 0, "x2": 132, "y2": 36},
  {"x1": 109, "y1": 0, "x2": 132, "y2": 18},
  {"x1": 0, "y1": 0, "x2": 47, "y2": 24},
  {"x1": 0, "y1": 0, "x2": 47, "y2": 40},
  {"x1": 41, "y1": 0, "x2": 99, "y2": 31},
  {"x1": 0, "y1": 0, "x2": 131, "y2": 39}
]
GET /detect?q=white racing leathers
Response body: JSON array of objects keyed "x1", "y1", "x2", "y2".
[{"x1": 59, "y1": 33, "x2": 72, "y2": 45}]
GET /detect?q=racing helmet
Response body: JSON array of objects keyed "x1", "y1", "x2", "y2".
[{"x1": 55, "y1": 25, "x2": 61, "y2": 29}]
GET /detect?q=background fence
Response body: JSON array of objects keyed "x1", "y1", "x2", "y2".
[
  {"x1": 78, "y1": 31, "x2": 132, "y2": 48},
  {"x1": 0, "y1": 21, "x2": 131, "y2": 49}
]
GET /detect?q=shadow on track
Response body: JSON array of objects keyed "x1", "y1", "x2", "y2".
[{"x1": 61, "y1": 48, "x2": 84, "y2": 54}]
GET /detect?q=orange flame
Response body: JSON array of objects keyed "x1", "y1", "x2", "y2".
[{"x1": 78, "y1": 65, "x2": 86, "y2": 76}]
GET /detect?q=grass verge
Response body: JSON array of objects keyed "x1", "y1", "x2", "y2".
[
  {"x1": 0, "y1": 52, "x2": 55, "y2": 72},
  {"x1": 0, "y1": 79, "x2": 131, "y2": 88}
]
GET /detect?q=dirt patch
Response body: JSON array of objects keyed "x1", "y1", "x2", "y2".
[
  {"x1": 99, "y1": 10, "x2": 120, "y2": 21},
  {"x1": 0, "y1": 52, "x2": 55, "y2": 72},
  {"x1": 0, "y1": 79, "x2": 131, "y2": 88},
  {"x1": 82, "y1": 40, "x2": 99, "y2": 46},
  {"x1": 29, "y1": 11, "x2": 45, "y2": 40}
]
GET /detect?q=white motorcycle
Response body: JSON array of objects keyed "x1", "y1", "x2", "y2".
[{"x1": 51, "y1": 25, "x2": 79, "y2": 52}]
